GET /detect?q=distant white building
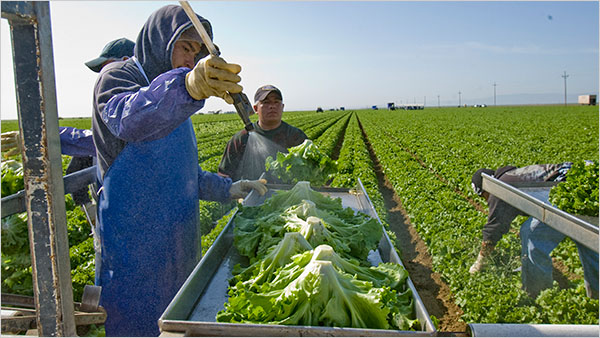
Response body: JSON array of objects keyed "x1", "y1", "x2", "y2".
[
  {"x1": 399, "y1": 104, "x2": 424, "y2": 110},
  {"x1": 578, "y1": 95, "x2": 597, "y2": 105}
]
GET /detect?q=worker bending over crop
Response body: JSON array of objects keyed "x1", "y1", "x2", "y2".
[
  {"x1": 470, "y1": 163, "x2": 598, "y2": 299},
  {"x1": 218, "y1": 85, "x2": 308, "y2": 181},
  {"x1": 91, "y1": 5, "x2": 266, "y2": 336}
]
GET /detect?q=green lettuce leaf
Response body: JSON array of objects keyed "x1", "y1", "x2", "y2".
[{"x1": 265, "y1": 140, "x2": 338, "y2": 186}]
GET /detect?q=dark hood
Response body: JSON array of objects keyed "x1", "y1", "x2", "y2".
[{"x1": 135, "y1": 4, "x2": 213, "y2": 81}]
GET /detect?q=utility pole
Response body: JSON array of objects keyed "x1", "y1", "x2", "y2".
[
  {"x1": 458, "y1": 91, "x2": 462, "y2": 107},
  {"x1": 562, "y1": 71, "x2": 569, "y2": 105},
  {"x1": 424, "y1": 96, "x2": 426, "y2": 107},
  {"x1": 437, "y1": 95, "x2": 440, "y2": 108},
  {"x1": 493, "y1": 82, "x2": 497, "y2": 106}
]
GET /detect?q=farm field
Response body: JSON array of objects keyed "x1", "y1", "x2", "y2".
[{"x1": 1, "y1": 104, "x2": 598, "y2": 333}]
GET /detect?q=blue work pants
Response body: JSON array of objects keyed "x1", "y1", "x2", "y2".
[{"x1": 520, "y1": 213, "x2": 598, "y2": 299}]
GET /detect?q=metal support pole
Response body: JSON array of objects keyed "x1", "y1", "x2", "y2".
[{"x1": 1, "y1": 1, "x2": 76, "y2": 336}]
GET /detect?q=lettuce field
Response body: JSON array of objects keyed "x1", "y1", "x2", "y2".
[{"x1": 1, "y1": 104, "x2": 598, "y2": 332}]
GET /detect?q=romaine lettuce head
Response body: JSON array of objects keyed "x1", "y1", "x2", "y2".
[
  {"x1": 265, "y1": 140, "x2": 338, "y2": 186},
  {"x1": 234, "y1": 182, "x2": 382, "y2": 261},
  {"x1": 233, "y1": 205, "x2": 288, "y2": 259},
  {"x1": 233, "y1": 232, "x2": 312, "y2": 287},
  {"x1": 549, "y1": 160, "x2": 599, "y2": 217},
  {"x1": 217, "y1": 260, "x2": 393, "y2": 329},
  {"x1": 310, "y1": 245, "x2": 409, "y2": 292},
  {"x1": 263, "y1": 181, "x2": 342, "y2": 213},
  {"x1": 285, "y1": 200, "x2": 382, "y2": 260},
  {"x1": 223, "y1": 244, "x2": 416, "y2": 330},
  {"x1": 282, "y1": 216, "x2": 350, "y2": 255},
  {"x1": 223, "y1": 181, "x2": 417, "y2": 330}
]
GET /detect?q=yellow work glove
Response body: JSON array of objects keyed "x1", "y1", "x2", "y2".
[
  {"x1": 229, "y1": 179, "x2": 268, "y2": 199},
  {"x1": 1, "y1": 131, "x2": 22, "y2": 158},
  {"x1": 185, "y1": 55, "x2": 243, "y2": 104}
]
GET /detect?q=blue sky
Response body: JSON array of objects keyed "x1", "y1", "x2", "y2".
[{"x1": 1, "y1": 1, "x2": 598, "y2": 119}]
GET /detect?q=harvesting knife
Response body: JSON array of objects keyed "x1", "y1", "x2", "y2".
[{"x1": 179, "y1": 1, "x2": 255, "y2": 132}]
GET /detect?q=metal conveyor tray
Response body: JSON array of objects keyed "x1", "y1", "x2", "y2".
[
  {"x1": 482, "y1": 174, "x2": 598, "y2": 253},
  {"x1": 159, "y1": 180, "x2": 436, "y2": 336}
]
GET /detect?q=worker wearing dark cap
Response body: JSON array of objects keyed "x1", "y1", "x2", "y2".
[
  {"x1": 470, "y1": 163, "x2": 598, "y2": 299},
  {"x1": 85, "y1": 37, "x2": 135, "y2": 73},
  {"x1": 218, "y1": 84, "x2": 308, "y2": 182},
  {"x1": 1, "y1": 38, "x2": 135, "y2": 159}
]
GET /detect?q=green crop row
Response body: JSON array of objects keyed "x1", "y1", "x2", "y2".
[
  {"x1": 356, "y1": 106, "x2": 598, "y2": 324},
  {"x1": 1, "y1": 156, "x2": 95, "y2": 301},
  {"x1": 359, "y1": 106, "x2": 597, "y2": 278},
  {"x1": 329, "y1": 112, "x2": 398, "y2": 250},
  {"x1": 302, "y1": 111, "x2": 348, "y2": 140},
  {"x1": 2, "y1": 105, "x2": 597, "y2": 328},
  {"x1": 313, "y1": 112, "x2": 351, "y2": 155}
]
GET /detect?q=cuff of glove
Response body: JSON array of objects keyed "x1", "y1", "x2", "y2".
[{"x1": 185, "y1": 72, "x2": 208, "y2": 101}]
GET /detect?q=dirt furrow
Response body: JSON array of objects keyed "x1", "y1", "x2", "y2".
[{"x1": 356, "y1": 117, "x2": 467, "y2": 333}]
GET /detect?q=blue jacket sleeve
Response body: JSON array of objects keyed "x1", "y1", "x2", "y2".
[
  {"x1": 59, "y1": 127, "x2": 96, "y2": 157},
  {"x1": 198, "y1": 165, "x2": 233, "y2": 202},
  {"x1": 101, "y1": 68, "x2": 205, "y2": 142}
]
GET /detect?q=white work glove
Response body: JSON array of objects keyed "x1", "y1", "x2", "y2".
[
  {"x1": 185, "y1": 55, "x2": 243, "y2": 104},
  {"x1": 229, "y1": 179, "x2": 268, "y2": 199},
  {"x1": 1, "y1": 131, "x2": 22, "y2": 158}
]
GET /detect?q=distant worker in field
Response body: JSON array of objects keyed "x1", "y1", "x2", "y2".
[
  {"x1": 470, "y1": 163, "x2": 598, "y2": 299},
  {"x1": 218, "y1": 85, "x2": 308, "y2": 181},
  {"x1": 91, "y1": 5, "x2": 267, "y2": 336}
]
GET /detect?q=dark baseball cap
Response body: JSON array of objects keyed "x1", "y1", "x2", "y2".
[
  {"x1": 471, "y1": 168, "x2": 495, "y2": 196},
  {"x1": 254, "y1": 85, "x2": 283, "y2": 103},
  {"x1": 85, "y1": 38, "x2": 135, "y2": 73}
]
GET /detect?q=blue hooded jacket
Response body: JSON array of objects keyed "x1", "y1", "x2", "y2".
[{"x1": 91, "y1": 5, "x2": 232, "y2": 336}]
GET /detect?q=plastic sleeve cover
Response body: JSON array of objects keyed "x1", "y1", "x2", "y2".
[
  {"x1": 102, "y1": 68, "x2": 204, "y2": 143},
  {"x1": 59, "y1": 126, "x2": 96, "y2": 157},
  {"x1": 198, "y1": 165, "x2": 233, "y2": 202}
]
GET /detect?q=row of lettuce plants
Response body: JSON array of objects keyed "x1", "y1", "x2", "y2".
[
  {"x1": 329, "y1": 112, "x2": 400, "y2": 249},
  {"x1": 359, "y1": 106, "x2": 598, "y2": 277},
  {"x1": 356, "y1": 107, "x2": 598, "y2": 324},
  {"x1": 312, "y1": 112, "x2": 352, "y2": 154}
]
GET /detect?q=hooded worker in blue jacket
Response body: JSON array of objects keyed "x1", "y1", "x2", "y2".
[{"x1": 91, "y1": 5, "x2": 267, "y2": 336}]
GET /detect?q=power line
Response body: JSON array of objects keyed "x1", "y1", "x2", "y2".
[{"x1": 561, "y1": 71, "x2": 569, "y2": 105}]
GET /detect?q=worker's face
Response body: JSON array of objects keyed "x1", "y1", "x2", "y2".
[
  {"x1": 172, "y1": 40, "x2": 202, "y2": 69},
  {"x1": 254, "y1": 92, "x2": 284, "y2": 130}
]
